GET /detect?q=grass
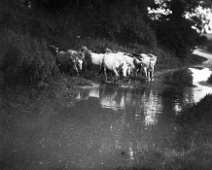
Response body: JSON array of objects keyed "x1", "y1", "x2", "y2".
[
  {"x1": 178, "y1": 94, "x2": 212, "y2": 123},
  {"x1": 118, "y1": 143, "x2": 212, "y2": 170},
  {"x1": 0, "y1": 74, "x2": 94, "y2": 109},
  {"x1": 174, "y1": 94, "x2": 212, "y2": 169}
]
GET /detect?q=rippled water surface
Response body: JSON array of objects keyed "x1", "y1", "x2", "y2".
[{"x1": 1, "y1": 67, "x2": 212, "y2": 170}]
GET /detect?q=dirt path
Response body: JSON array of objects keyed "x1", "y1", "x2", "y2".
[
  {"x1": 155, "y1": 48, "x2": 212, "y2": 78},
  {"x1": 193, "y1": 48, "x2": 212, "y2": 69}
]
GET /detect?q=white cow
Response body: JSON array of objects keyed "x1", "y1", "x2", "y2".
[
  {"x1": 138, "y1": 53, "x2": 157, "y2": 81},
  {"x1": 102, "y1": 52, "x2": 129, "y2": 82},
  {"x1": 104, "y1": 50, "x2": 143, "y2": 78},
  {"x1": 80, "y1": 46, "x2": 105, "y2": 72}
]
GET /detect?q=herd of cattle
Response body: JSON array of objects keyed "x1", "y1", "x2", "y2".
[{"x1": 49, "y1": 45, "x2": 157, "y2": 82}]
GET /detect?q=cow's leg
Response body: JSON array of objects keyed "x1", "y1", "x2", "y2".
[
  {"x1": 73, "y1": 63, "x2": 79, "y2": 76},
  {"x1": 149, "y1": 71, "x2": 152, "y2": 81},
  {"x1": 143, "y1": 67, "x2": 148, "y2": 79},
  {"x1": 103, "y1": 66, "x2": 108, "y2": 82},
  {"x1": 134, "y1": 69, "x2": 138, "y2": 78},
  {"x1": 99, "y1": 64, "x2": 102, "y2": 75},
  {"x1": 112, "y1": 67, "x2": 119, "y2": 82},
  {"x1": 147, "y1": 71, "x2": 150, "y2": 81},
  {"x1": 151, "y1": 68, "x2": 155, "y2": 81}
]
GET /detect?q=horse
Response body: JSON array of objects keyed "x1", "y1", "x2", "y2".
[{"x1": 137, "y1": 53, "x2": 157, "y2": 81}]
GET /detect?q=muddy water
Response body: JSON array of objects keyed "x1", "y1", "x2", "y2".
[{"x1": 1, "y1": 68, "x2": 212, "y2": 169}]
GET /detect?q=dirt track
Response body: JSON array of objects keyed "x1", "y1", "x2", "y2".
[{"x1": 193, "y1": 48, "x2": 212, "y2": 69}]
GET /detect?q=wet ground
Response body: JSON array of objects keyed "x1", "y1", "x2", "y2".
[{"x1": 0, "y1": 49, "x2": 212, "y2": 170}]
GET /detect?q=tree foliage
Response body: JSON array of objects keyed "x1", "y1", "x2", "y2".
[
  {"x1": 0, "y1": 0, "x2": 212, "y2": 77},
  {"x1": 20, "y1": 0, "x2": 156, "y2": 46},
  {"x1": 150, "y1": 0, "x2": 212, "y2": 57}
]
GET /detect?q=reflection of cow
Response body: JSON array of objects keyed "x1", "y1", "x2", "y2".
[
  {"x1": 76, "y1": 84, "x2": 135, "y2": 111},
  {"x1": 141, "y1": 89, "x2": 161, "y2": 126},
  {"x1": 99, "y1": 85, "x2": 128, "y2": 111},
  {"x1": 76, "y1": 86, "x2": 100, "y2": 100}
]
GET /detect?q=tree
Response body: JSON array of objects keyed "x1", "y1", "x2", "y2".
[{"x1": 150, "y1": 0, "x2": 212, "y2": 58}]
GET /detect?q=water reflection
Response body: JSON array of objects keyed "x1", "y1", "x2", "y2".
[
  {"x1": 0, "y1": 99, "x2": 132, "y2": 169},
  {"x1": 1, "y1": 67, "x2": 212, "y2": 170},
  {"x1": 77, "y1": 84, "x2": 163, "y2": 126},
  {"x1": 77, "y1": 67, "x2": 212, "y2": 124},
  {"x1": 140, "y1": 89, "x2": 163, "y2": 126}
]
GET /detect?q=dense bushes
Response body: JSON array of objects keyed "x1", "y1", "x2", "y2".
[
  {"x1": 154, "y1": 19, "x2": 199, "y2": 58},
  {"x1": 179, "y1": 94, "x2": 212, "y2": 123},
  {"x1": 164, "y1": 69, "x2": 193, "y2": 87},
  {"x1": 0, "y1": 30, "x2": 56, "y2": 87},
  {"x1": 30, "y1": 0, "x2": 157, "y2": 47},
  {"x1": 207, "y1": 43, "x2": 212, "y2": 52}
]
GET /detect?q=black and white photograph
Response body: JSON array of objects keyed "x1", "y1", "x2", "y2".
[{"x1": 1, "y1": 0, "x2": 212, "y2": 170}]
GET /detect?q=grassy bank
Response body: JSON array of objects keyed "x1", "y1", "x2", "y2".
[
  {"x1": 124, "y1": 143, "x2": 212, "y2": 170},
  {"x1": 0, "y1": 30, "x2": 206, "y2": 92},
  {"x1": 0, "y1": 74, "x2": 94, "y2": 115}
]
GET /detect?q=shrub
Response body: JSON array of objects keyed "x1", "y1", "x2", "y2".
[
  {"x1": 0, "y1": 29, "x2": 56, "y2": 87},
  {"x1": 155, "y1": 19, "x2": 199, "y2": 58},
  {"x1": 181, "y1": 94, "x2": 212, "y2": 121},
  {"x1": 164, "y1": 69, "x2": 193, "y2": 87}
]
